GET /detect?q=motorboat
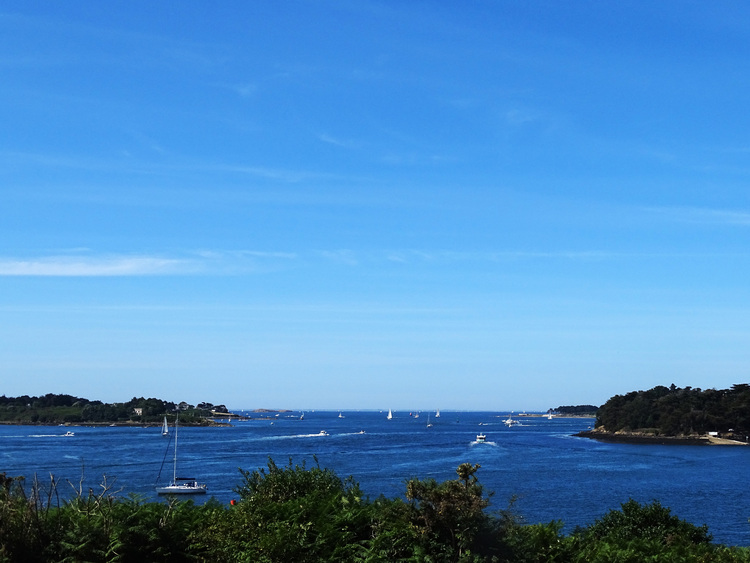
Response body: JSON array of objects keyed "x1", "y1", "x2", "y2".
[
  {"x1": 476, "y1": 434, "x2": 487, "y2": 442},
  {"x1": 504, "y1": 415, "x2": 520, "y2": 427}
]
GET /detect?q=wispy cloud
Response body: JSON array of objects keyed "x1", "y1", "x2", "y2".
[
  {"x1": 0, "y1": 249, "x2": 303, "y2": 277},
  {"x1": 2, "y1": 246, "x2": 707, "y2": 277},
  {"x1": 0, "y1": 255, "x2": 191, "y2": 276},
  {"x1": 318, "y1": 133, "x2": 361, "y2": 150}
]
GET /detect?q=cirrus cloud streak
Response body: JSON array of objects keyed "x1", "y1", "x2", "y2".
[{"x1": 0, "y1": 255, "x2": 192, "y2": 276}]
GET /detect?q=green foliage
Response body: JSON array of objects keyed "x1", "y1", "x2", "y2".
[
  {"x1": 203, "y1": 457, "x2": 375, "y2": 562},
  {"x1": 0, "y1": 394, "x2": 218, "y2": 424},
  {"x1": 580, "y1": 499, "x2": 712, "y2": 545},
  {"x1": 554, "y1": 405, "x2": 599, "y2": 416},
  {"x1": 404, "y1": 462, "x2": 500, "y2": 561},
  {"x1": 569, "y1": 499, "x2": 735, "y2": 563},
  {"x1": 3, "y1": 464, "x2": 750, "y2": 562},
  {"x1": 596, "y1": 384, "x2": 750, "y2": 437}
]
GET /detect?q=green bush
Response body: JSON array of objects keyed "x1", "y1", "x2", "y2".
[{"x1": 2, "y1": 465, "x2": 750, "y2": 562}]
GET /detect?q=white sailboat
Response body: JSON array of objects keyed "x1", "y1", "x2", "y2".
[
  {"x1": 156, "y1": 415, "x2": 207, "y2": 495},
  {"x1": 387, "y1": 409, "x2": 393, "y2": 420},
  {"x1": 435, "y1": 409, "x2": 440, "y2": 418},
  {"x1": 161, "y1": 416, "x2": 169, "y2": 436}
]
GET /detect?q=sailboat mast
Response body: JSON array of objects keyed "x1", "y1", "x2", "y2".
[{"x1": 173, "y1": 414, "x2": 178, "y2": 483}]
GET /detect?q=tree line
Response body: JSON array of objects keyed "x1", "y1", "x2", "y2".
[
  {"x1": 0, "y1": 394, "x2": 226, "y2": 424},
  {"x1": 553, "y1": 405, "x2": 599, "y2": 416},
  {"x1": 2, "y1": 460, "x2": 749, "y2": 562},
  {"x1": 596, "y1": 384, "x2": 750, "y2": 437}
]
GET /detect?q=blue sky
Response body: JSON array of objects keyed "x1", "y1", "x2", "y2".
[{"x1": 2, "y1": 1, "x2": 750, "y2": 411}]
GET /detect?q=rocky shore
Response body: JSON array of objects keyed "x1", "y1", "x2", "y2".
[{"x1": 576, "y1": 429, "x2": 748, "y2": 446}]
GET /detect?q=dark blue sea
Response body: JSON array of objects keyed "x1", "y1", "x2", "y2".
[{"x1": 2, "y1": 411, "x2": 749, "y2": 546}]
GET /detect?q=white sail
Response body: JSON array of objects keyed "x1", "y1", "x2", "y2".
[
  {"x1": 387, "y1": 409, "x2": 393, "y2": 420},
  {"x1": 156, "y1": 414, "x2": 206, "y2": 495},
  {"x1": 161, "y1": 416, "x2": 169, "y2": 436}
]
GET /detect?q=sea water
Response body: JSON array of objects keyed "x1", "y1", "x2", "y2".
[{"x1": 1, "y1": 411, "x2": 748, "y2": 546}]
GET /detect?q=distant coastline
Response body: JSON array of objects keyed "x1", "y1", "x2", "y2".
[{"x1": 0, "y1": 419, "x2": 228, "y2": 427}]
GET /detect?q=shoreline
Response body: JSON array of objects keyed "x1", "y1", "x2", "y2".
[
  {"x1": 576, "y1": 430, "x2": 748, "y2": 446},
  {"x1": 0, "y1": 420, "x2": 229, "y2": 428}
]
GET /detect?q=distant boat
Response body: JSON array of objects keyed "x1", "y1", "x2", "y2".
[
  {"x1": 300, "y1": 413, "x2": 304, "y2": 420},
  {"x1": 161, "y1": 416, "x2": 169, "y2": 436},
  {"x1": 63, "y1": 431, "x2": 75, "y2": 437},
  {"x1": 476, "y1": 434, "x2": 486, "y2": 443},
  {"x1": 317, "y1": 430, "x2": 329, "y2": 436},
  {"x1": 156, "y1": 415, "x2": 207, "y2": 495},
  {"x1": 387, "y1": 409, "x2": 393, "y2": 420},
  {"x1": 435, "y1": 409, "x2": 441, "y2": 418},
  {"x1": 338, "y1": 412, "x2": 344, "y2": 419},
  {"x1": 427, "y1": 413, "x2": 433, "y2": 428},
  {"x1": 504, "y1": 415, "x2": 520, "y2": 427}
]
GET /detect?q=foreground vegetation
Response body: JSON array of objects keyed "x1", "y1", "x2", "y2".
[
  {"x1": 596, "y1": 384, "x2": 750, "y2": 437},
  {"x1": 2, "y1": 461, "x2": 749, "y2": 562}
]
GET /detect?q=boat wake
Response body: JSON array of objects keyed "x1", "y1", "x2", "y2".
[{"x1": 276, "y1": 431, "x2": 331, "y2": 439}]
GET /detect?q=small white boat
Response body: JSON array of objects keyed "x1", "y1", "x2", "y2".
[
  {"x1": 504, "y1": 415, "x2": 520, "y2": 427},
  {"x1": 161, "y1": 416, "x2": 169, "y2": 436},
  {"x1": 317, "y1": 430, "x2": 329, "y2": 436},
  {"x1": 435, "y1": 409, "x2": 441, "y2": 418},
  {"x1": 338, "y1": 412, "x2": 344, "y2": 418},
  {"x1": 63, "y1": 431, "x2": 75, "y2": 437},
  {"x1": 387, "y1": 409, "x2": 393, "y2": 420},
  {"x1": 476, "y1": 434, "x2": 486, "y2": 442},
  {"x1": 156, "y1": 415, "x2": 206, "y2": 495}
]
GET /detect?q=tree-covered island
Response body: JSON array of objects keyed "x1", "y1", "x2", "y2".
[
  {"x1": 0, "y1": 394, "x2": 232, "y2": 426},
  {"x1": 578, "y1": 384, "x2": 750, "y2": 445}
]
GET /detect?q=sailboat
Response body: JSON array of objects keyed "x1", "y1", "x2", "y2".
[
  {"x1": 387, "y1": 409, "x2": 393, "y2": 420},
  {"x1": 156, "y1": 415, "x2": 207, "y2": 495},
  {"x1": 161, "y1": 416, "x2": 169, "y2": 436},
  {"x1": 435, "y1": 409, "x2": 440, "y2": 418}
]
